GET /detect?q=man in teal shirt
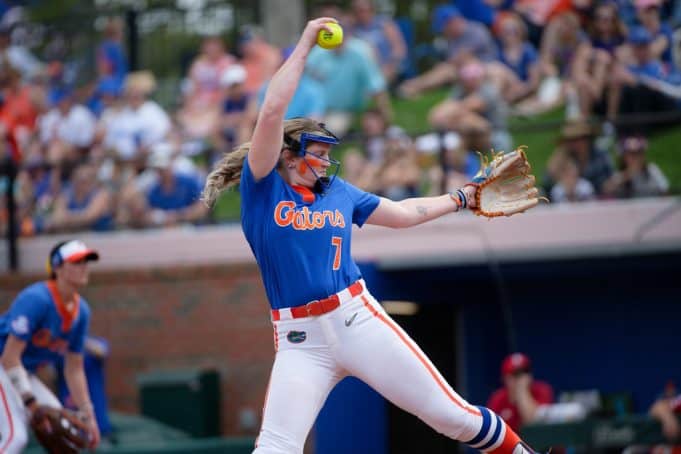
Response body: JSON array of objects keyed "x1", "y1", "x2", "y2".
[{"x1": 306, "y1": 35, "x2": 392, "y2": 136}]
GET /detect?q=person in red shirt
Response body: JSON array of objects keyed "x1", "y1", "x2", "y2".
[
  {"x1": 487, "y1": 353, "x2": 555, "y2": 432},
  {"x1": 648, "y1": 381, "x2": 681, "y2": 453}
]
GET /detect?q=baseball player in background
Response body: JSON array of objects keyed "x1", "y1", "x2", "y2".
[
  {"x1": 202, "y1": 17, "x2": 545, "y2": 454},
  {"x1": 0, "y1": 239, "x2": 100, "y2": 452}
]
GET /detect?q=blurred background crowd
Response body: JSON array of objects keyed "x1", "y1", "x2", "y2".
[{"x1": 0, "y1": 0, "x2": 679, "y2": 237}]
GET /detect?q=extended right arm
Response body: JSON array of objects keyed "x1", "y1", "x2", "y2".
[{"x1": 248, "y1": 18, "x2": 338, "y2": 181}]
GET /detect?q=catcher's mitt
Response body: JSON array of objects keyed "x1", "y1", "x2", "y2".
[
  {"x1": 30, "y1": 405, "x2": 90, "y2": 454},
  {"x1": 467, "y1": 146, "x2": 543, "y2": 217}
]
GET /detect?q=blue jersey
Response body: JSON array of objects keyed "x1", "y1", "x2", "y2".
[
  {"x1": 0, "y1": 282, "x2": 90, "y2": 372},
  {"x1": 240, "y1": 158, "x2": 380, "y2": 309}
]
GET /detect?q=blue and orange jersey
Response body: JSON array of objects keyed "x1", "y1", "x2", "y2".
[
  {"x1": 240, "y1": 157, "x2": 380, "y2": 309},
  {"x1": 0, "y1": 281, "x2": 90, "y2": 372}
]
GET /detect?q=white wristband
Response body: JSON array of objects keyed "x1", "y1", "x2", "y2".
[{"x1": 6, "y1": 365, "x2": 31, "y2": 396}]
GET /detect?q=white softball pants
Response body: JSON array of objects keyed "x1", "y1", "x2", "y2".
[
  {"x1": 253, "y1": 287, "x2": 526, "y2": 454},
  {"x1": 0, "y1": 365, "x2": 62, "y2": 454}
]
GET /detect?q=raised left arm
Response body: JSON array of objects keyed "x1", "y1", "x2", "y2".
[{"x1": 366, "y1": 186, "x2": 476, "y2": 229}]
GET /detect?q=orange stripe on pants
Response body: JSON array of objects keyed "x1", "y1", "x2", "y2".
[
  {"x1": 0, "y1": 382, "x2": 15, "y2": 453},
  {"x1": 361, "y1": 296, "x2": 481, "y2": 417}
]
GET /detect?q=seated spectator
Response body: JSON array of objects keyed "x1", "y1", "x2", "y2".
[
  {"x1": 236, "y1": 25, "x2": 281, "y2": 96},
  {"x1": 512, "y1": 0, "x2": 587, "y2": 46},
  {"x1": 146, "y1": 148, "x2": 206, "y2": 226},
  {"x1": 185, "y1": 35, "x2": 235, "y2": 110},
  {"x1": 428, "y1": 58, "x2": 511, "y2": 152},
  {"x1": 38, "y1": 86, "x2": 97, "y2": 168},
  {"x1": 487, "y1": 353, "x2": 555, "y2": 432},
  {"x1": 454, "y1": 0, "x2": 510, "y2": 27},
  {"x1": 602, "y1": 135, "x2": 669, "y2": 198},
  {"x1": 242, "y1": 47, "x2": 327, "y2": 143},
  {"x1": 0, "y1": 65, "x2": 38, "y2": 141},
  {"x1": 588, "y1": 1, "x2": 627, "y2": 55},
  {"x1": 95, "y1": 17, "x2": 128, "y2": 93},
  {"x1": 549, "y1": 153, "x2": 596, "y2": 203},
  {"x1": 607, "y1": 27, "x2": 680, "y2": 131},
  {"x1": 11, "y1": 141, "x2": 58, "y2": 236},
  {"x1": 372, "y1": 128, "x2": 421, "y2": 200},
  {"x1": 119, "y1": 145, "x2": 206, "y2": 228},
  {"x1": 0, "y1": 25, "x2": 44, "y2": 81},
  {"x1": 88, "y1": 75, "x2": 123, "y2": 118},
  {"x1": 179, "y1": 36, "x2": 235, "y2": 141},
  {"x1": 218, "y1": 64, "x2": 249, "y2": 153},
  {"x1": 43, "y1": 161, "x2": 114, "y2": 233},
  {"x1": 347, "y1": 0, "x2": 407, "y2": 85},
  {"x1": 570, "y1": 2, "x2": 626, "y2": 118},
  {"x1": 538, "y1": 11, "x2": 591, "y2": 119},
  {"x1": 343, "y1": 107, "x2": 400, "y2": 182},
  {"x1": 427, "y1": 131, "x2": 481, "y2": 195},
  {"x1": 486, "y1": 12, "x2": 544, "y2": 106},
  {"x1": 94, "y1": 76, "x2": 124, "y2": 147},
  {"x1": 544, "y1": 120, "x2": 614, "y2": 195},
  {"x1": 359, "y1": 107, "x2": 392, "y2": 164},
  {"x1": 306, "y1": 9, "x2": 391, "y2": 137},
  {"x1": 625, "y1": 381, "x2": 681, "y2": 453},
  {"x1": 398, "y1": 5, "x2": 497, "y2": 98},
  {"x1": 649, "y1": 382, "x2": 681, "y2": 449},
  {"x1": 104, "y1": 71, "x2": 171, "y2": 164},
  {"x1": 632, "y1": 0, "x2": 674, "y2": 66}
]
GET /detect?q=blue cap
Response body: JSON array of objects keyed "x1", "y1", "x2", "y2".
[
  {"x1": 628, "y1": 26, "x2": 652, "y2": 45},
  {"x1": 431, "y1": 5, "x2": 461, "y2": 34},
  {"x1": 49, "y1": 86, "x2": 73, "y2": 106},
  {"x1": 96, "y1": 76, "x2": 123, "y2": 97}
]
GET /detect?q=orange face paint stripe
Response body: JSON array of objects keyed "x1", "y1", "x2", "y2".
[
  {"x1": 297, "y1": 161, "x2": 308, "y2": 175},
  {"x1": 360, "y1": 296, "x2": 481, "y2": 417}
]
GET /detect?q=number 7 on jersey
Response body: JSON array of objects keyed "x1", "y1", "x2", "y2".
[{"x1": 331, "y1": 236, "x2": 342, "y2": 270}]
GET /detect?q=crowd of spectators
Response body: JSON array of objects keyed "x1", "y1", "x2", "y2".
[{"x1": 0, "y1": 0, "x2": 679, "y2": 237}]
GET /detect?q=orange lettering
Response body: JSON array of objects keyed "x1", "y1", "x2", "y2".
[
  {"x1": 312, "y1": 212, "x2": 324, "y2": 228},
  {"x1": 274, "y1": 201, "x2": 296, "y2": 227},
  {"x1": 273, "y1": 201, "x2": 346, "y2": 231}
]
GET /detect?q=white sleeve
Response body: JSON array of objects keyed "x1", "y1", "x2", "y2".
[
  {"x1": 140, "y1": 102, "x2": 171, "y2": 147},
  {"x1": 66, "y1": 106, "x2": 97, "y2": 147},
  {"x1": 38, "y1": 111, "x2": 56, "y2": 144},
  {"x1": 647, "y1": 163, "x2": 670, "y2": 194}
]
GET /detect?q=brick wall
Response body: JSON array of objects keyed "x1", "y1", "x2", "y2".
[{"x1": 0, "y1": 264, "x2": 274, "y2": 436}]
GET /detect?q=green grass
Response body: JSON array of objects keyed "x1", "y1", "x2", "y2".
[
  {"x1": 646, "y1": 127, "x2": 681, "y2": 193},
  {"x1": 212, "y1": 90, "x2": 681, "y2": 221}
]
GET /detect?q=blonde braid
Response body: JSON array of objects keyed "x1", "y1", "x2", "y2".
[
  {"x1": 201, "y1": 144, "x2": 250, "y2": 207},
  {"x1": 201, "y1": 118, "x2": 337, "y2": 207}
]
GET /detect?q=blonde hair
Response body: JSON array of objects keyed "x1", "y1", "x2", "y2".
[{"x1": 201, "y1": 118, "x2": 334, "y2": 207}]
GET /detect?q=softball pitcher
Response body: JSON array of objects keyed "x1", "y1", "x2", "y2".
[{"x1": 202, "y1": 17, "x2": 544, "y2": 454}]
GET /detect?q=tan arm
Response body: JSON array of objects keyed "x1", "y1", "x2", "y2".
[
  {"x1": 366, "y1": 185, "x2": 476, "y2": 228},
  {"x1": 249, "y1": 18, "x2": 338, "y2": 181},
  {"x1": 64, "y1": 352, "x2": 100, "y2": 448}
]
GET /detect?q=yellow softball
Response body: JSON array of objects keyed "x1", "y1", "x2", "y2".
[{"x1": 317, "y1": 22, "x2": 343, "y2": 49}]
